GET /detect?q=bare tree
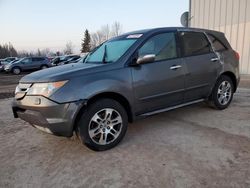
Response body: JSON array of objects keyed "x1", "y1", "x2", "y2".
[
  {"x1": 89, "y1": 22, "x2": 123, "y2": 49},
  {"x1": 64, "y1": 41, "x2": 73, "y2": 55},
  {"x1": 112, "y1": 21, "x2": 123, "y2": 37},
  {"x1": 18, "y1": 50, "x2": 33, "y2": 57},
  {"x1": 101, "y1": 24, "x2": 110, "y2": 41},
  {"x1": 37, "y1": 49, "x2": 41, "y2": 56},
  {"x1": 41, "y1": 48, "x2": 51, "y2": 56},
  {"x1": 90, "y1": 31, "x2": 105, "y2": 49}
]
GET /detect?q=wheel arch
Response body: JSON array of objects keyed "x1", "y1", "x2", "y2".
[
  {"x1": 220, "y1": 71, "x2": 237, "y2": 92},
  {"x1": 73, "y1": 92, "x2": 134, "y2": 132},
  {"x1": 11, "y1": 66, "x2": 22, "y2": 73},
  {"x1": 40, "y1": 64, "x2": 48, "y2": 68}
]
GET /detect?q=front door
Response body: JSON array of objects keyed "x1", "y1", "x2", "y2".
[
  {"x1": 131, "y1": 32, "x2": 185, "y2": 115},
  {"x1": 21, "y1": 58, "x2": 32, "y2": 70}
]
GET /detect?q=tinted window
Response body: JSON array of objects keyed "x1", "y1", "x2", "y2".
[
  {"x1": 180, "y1": 32, "x2": 211, "y2": 56},
  {"x1": 32, "y1": 57, "x2": 45, "y2": 61},
  {"x1": 138, "y1": 32, "x2": 177, "y2": 61},
  {"x1": 208, "y1": 34, "x2": 227, "y2": 51},
  {"x1": 22, "y1": 58, "x2": 31, "y2": 64}
]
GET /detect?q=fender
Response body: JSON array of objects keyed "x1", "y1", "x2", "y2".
[{"x1": 50, "y1": 67, "x2": 134, "y2": 107}]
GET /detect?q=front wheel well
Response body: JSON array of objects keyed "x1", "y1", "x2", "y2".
[
  {"x1": 12, "y1": 66, "x2": 21, "y2": 71},
  {"x1": 220, "y1": 71, "x2": 237, "y2": 92},
  {"x1": 73, "y1": 92, "x2": 133, "y2": 132}
]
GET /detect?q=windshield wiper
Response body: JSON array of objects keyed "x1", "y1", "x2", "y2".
[{"x1": 102, "y1": 45, "x2": 107, "y2": 64}]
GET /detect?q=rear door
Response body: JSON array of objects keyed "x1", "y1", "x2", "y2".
[
  {"x1": 179, "y1": 31, "x2": 221, "y2": 102},
  {"x1": 131, "y1": 32, "x2": 185, "y2": 115},
  {"x1": 32, "y1": 57, "x2": 44, "y2": 69}
]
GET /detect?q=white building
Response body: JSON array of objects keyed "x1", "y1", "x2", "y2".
[{"x1": 189, "y1": 0, "x2": 250, "y2": 75}]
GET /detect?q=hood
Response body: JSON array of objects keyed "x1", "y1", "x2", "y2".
[{"x1": 20, "y1": 63, "x2": 102, "y2": 83}]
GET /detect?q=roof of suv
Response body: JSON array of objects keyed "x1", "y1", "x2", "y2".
[
  {"x1": 123, "y1": 27, "x2": 224, "y2": 36},
  {"x1": 120, "y1": 27, "x2": 230, "y2": 49}
]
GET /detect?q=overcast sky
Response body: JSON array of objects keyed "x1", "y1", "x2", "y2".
[{"x1": 0, "y1": 0, "x2": 189, "y2": 53}]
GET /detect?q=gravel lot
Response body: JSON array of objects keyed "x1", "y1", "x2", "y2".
[
  {"x1": 0, "y1": 84, "x2": 250, "y2": 187},
  {"x1": 0, "y1": 73, "x2": 27, "y2": 99}
]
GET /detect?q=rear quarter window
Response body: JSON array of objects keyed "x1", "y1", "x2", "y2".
[{"x1": 207, "y1": 34, "x2": 227, "y2": 51}]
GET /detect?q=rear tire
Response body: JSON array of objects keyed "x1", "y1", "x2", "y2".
[
  {"x1": 12, "y1": 67, "x2": 21, "y2": 75},
  {"x1": 40, "y1": 65, "x2": 48, "y2": 70},
  {"x1": 208, "y1": 75, "x2": 234, "y2": 110},
  {"x1": 76, "y1": 98, "x2": 128, "y2": 151}
]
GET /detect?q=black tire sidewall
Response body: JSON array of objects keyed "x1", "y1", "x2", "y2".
[
  {"x1": 77, "y1": 98, "x2": 128, "y2": 151},
  {"x1": 12, "y1": 67, "x2": 21, "y2": 74},
  {"x1": 212, "y1": 75, "x2": 234, "y2": 110},
  {"x1": 41, "y1": 65, "x2": 48, "y2": 69}
]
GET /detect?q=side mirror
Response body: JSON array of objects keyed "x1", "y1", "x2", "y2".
[{"x1": 136, "y1": 54, "x2": 155, "y2": 65}]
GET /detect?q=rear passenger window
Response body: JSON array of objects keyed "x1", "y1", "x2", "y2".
[
  {"x1": 207, "y1": 34, "x2": 227, "y2": 51},
  {"x1": 32, "y1": 57, "x2": 45, "y2": 61},
  {"x1": 180, "y1": 32, "x2": 212, "y2": 56},
  {"x1": 138, "y1": 32, "x2": 177, "y2": 61}
]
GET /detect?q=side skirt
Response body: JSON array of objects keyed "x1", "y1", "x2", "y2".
[{"x1": 139, "y1": 99, "x2": 205, "y2": 117}]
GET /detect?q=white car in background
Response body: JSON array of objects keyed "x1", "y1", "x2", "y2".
[{"x1": 0, "y1": 58, "x2": 18, "y2": 72}]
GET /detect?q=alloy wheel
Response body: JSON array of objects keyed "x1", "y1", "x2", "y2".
[
  {"x1": 88, "y1": 108, "x2": 123, "y2": 145},
  {"x1": 217, "y1": 81, "x2": 232, "y2": 105},
  {"x1": 13, "y1": 68, "x2": 20, "y2": 74}
]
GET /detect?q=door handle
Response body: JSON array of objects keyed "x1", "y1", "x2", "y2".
[
  {"x1": 211, "y1": 57, "x2": 219, "y2": 62},
  {"x1": 170, "y1": 65, "x2": 182, "y2": 70}
]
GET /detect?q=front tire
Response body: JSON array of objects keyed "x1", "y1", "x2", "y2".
[
  {"x1": 208, "y1": 75, "x2": 234, "y2": 110},
  {"x1": 12, "y1": 67, "x2": 21, "y2": 75},
  {"x1": 77, "y1": 98, "x2": 128, "y2": 151}
]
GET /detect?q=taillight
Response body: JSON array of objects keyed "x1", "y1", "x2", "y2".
[{"x1": 234, "y1": 51, "x2": 240, "y2": 61}]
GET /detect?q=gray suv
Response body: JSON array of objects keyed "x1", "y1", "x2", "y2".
[
  {"x1": 12, "y1": 27, "x2": 240, "y2": 151},
  {"x1": 5, "y1": 57, "x2": 51, "y2": 74}
]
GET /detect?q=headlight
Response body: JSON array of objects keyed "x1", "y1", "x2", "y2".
[{"x1": 27, "y1": 80, "x2": 68, "y2": 97}]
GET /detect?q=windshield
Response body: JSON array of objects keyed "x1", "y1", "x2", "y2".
[
  {"x1": 84, "y1": 39, "x2": 137, "y2": 64},
  {"x1": 76, "y1": 56, "x2": 86, "y2": 63},
  {"x1": 11, "y1": 58, "x2": 24, "y2": 64}
]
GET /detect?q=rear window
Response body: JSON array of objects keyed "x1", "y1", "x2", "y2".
[
  {"x1": 207, "y1": 34, "x2": 227, "y2": 51},
  {"x1": 180, "y1": 32, "x2": 212, "y2": 57}
]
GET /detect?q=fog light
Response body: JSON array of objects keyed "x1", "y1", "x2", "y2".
[
  {"x1": 34, "y1": 125, "x2": 52, "y2": 134},
  {"x1": 34, "y1": 98, "x2": 41, "y2": 105}
]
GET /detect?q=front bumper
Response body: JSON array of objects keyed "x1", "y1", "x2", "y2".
[
  {"x1": 4, "y1": 67, "x2": 10, "y2": 72},
  {"x1": 12, "y1": 95, "x2": 84, "y2": 137}
]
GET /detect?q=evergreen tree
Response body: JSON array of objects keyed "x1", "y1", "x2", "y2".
[
  {"x1": 0, "y1": 43, "x2": 18, "y2": 58},
  {"x1": 8, "y1": 43, "x2": 18, "y2": 57},
  {"x1": 81, "y1": 29, "x2": 91, "y2": 53}
]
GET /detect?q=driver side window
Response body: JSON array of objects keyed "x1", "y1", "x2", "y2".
[{"x1": 138, "y1": 32, "x2": 177, "y2": 61}]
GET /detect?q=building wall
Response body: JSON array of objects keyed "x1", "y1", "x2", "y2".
[{"x1": 190, "y1": 0, "x2": 250, "y2": 75}]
